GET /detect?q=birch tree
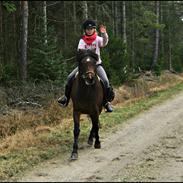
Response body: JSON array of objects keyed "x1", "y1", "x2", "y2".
[
  {"x1": 20, "y1": 1, "x2": 28, "y2": 81},
  {"x1": 43, "y1": 1, "x2": 47, "y2": 44},
  {"x1": 123, "y1": 1, "x2": 127, "y2": 45},
  {"x1": 82, "y1": 1, "x2": 88, "y2": 20},
  {"x1": 151, "y1": 0, "x2": 160, "y2": 70}
]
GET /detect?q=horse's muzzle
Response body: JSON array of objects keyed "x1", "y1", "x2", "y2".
[{"x1": 82, "y1": 72, "x2": 95, "y2": 86}]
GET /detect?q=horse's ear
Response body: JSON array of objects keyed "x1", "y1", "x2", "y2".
[
  {"x1": 77, "y1": 49, "x2": 84, "y2": 63},
  {"x1": 89, "y1": 50, "x2": 98, "y2": 62},
  {"x1": 76, "y1": 49, "x2": 98, "y2": 63},
  {"x1": 78, "y1": 49, "x2": 85, "y2": 53}
]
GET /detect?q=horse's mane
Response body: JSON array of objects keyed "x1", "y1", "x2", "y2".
[{"x1": 76, "y1": 49, "x2": 98, "y2": 63}]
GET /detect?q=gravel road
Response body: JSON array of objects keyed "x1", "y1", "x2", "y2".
[{"x1": 19, "y1": 92, "x2": 183, "y2": 182}]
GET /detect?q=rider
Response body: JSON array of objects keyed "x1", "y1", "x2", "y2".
[{"x1": 58, "y1": 19, "x2": 114, "y2": 112}]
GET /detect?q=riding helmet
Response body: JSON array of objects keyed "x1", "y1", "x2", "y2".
[{"x1": 82, "y1": 19, "x2": 96, "y2": 29}]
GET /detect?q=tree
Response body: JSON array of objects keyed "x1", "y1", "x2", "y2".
[
  {"x1": 0, "y1": 1, "x2": 3, "y2": 64},
  {"x1": 43, "y1": 1, "x2": 47, "y2": 44},
  {"x1": 123, "y1": 1, "x2": 127, "y2": 45},
  {"x1": 151, "y1": 0, "x2": 160, "y2": 71},
  {"x1": 82, "y1": 1, "x2": 88, "y2": 20},
  {"x1": 20, "y1": 1, "x2": 29, "y2": 81}
]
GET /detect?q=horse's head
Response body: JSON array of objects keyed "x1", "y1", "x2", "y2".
[{"x1": 77, "y1": 49, "x2": 98, "y2": 86}]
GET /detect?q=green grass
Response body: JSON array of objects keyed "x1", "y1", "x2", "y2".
[{"x1": 1, "y1": 82, "x2": 183, "y2": 181}]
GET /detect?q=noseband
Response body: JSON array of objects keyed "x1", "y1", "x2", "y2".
[{"x1": 82, "y1": 71, "x2": 96, "y2": 86}]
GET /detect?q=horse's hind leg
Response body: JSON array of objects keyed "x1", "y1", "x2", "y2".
[
  {"x1": 71, "y1": 111, "x2": 80, "y2": 160},
  {"x1": 90, "y1": 114, "x2": 101, "y2": 149}
]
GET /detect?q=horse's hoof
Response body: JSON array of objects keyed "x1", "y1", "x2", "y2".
[
  {"x1": 94, "y1": 143, "x2": 101, "y2": 149},
  {"x1": 70, "y1": 152, "x2": 78, "y2": 160},
  {"x1": 88, "y1": 139, "x2": 93, "y2": 146}
]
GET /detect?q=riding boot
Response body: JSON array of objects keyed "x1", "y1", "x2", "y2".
[
  {"x1": 58, "y1": 82, "x2": 72, "y2": 107},
  {"x1": 102, "y1": 86, "x2": 114, "y2": 112},
  {"x1": 106, "y1": 85, "x2": 115, "y2": 102},
  {"x1": 103, "y1": 100, "x2": 113, "y2": 112}
]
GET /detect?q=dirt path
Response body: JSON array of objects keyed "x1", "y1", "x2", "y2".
[{"x1": 19, "y1": 92, "x2": 183, "y2": 182}]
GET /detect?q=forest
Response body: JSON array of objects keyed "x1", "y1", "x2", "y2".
[{"x1": 1, "y1": 1, "x2": 183, "y2": 87}]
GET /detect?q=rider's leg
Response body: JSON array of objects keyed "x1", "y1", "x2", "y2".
[
  {"x1": 58, "y1": 67, "x2": 78, "y2": 107},
  {"x1": 96, "y1": 65, "x2": 114, "y2": 112}
]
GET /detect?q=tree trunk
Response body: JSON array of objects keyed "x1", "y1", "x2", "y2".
[
  {"x1": 151, "y1": 0, "x2": 160, "y2": 70},
  {"x1": 167, "y1": 1, "x2": 173, "y2": 71},
  {"x1": 160, "y1": 1, "x2": 164, "y2": 58},
  {"x1": 64, "y1": 1, "x2": 67, "y2": 47},
  {"x1": 20, "y1": 1, "x2": 28, "y2": 81},
  {"x1": 82, "y1": 1, "x2": 88, "y2": 20},
  {"x1": 168, "y1": 25, "x2": 172, "y2": 71},
  {"x1": 112, "y1": 1, "x2": 115, "y2": 35},
  {"x1": 123, "y1": 1, "x2": 127, "y2": 45},
  {"x1": 0, "y1": 2, "x2": 2, "y2": 36},
  {"x1": 131, "y1": 1, "x2": 135, "y2": 69},
  {"x1": 94, "y1": 1, "x2": 98, "y2": 22},
  {"x1": 12, "y1": 9, "x2": 18, "y2": 66},
  {"x1": 73, "y1": 1, "x2": 77, "y2": 35},
  {"x1": 0, "y1": 1, "x2": 3, "y2": 63},
  {"x1": 114, "y1": 1, "x2": 118, "y2": 37},
  {"x1": 43, "y1": 1, "x2": 47, "y2": 44}
]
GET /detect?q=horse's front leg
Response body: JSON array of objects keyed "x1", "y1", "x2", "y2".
[
  {"x1": 88, "y1": 125, "x2": 95, "y2": 145},
  {"x1": 71, "y1": 111, "x2": 80, "y2": 160},
  {"x1": 90, "y1": 114, "x2": 101, "y2": 149}
]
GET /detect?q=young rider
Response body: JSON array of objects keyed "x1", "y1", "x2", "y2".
[{"x1": 58, "y1": 19, "x2": 114, "y2": 112}]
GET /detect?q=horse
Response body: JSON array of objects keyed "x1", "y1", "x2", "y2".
[{"x1": 70, "y1": 49, "x2": 104, "y2": 160}]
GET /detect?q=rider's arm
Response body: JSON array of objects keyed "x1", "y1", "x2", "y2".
[
  {"x1": 98, "y1": 25, "x2": 108, "y2": 47},
  {"x1": 100, "y1": 32, "x2": 109, "y2": 47}
]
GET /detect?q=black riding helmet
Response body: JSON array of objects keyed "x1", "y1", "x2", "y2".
[{"x1": 82, "y1": 19, "x2": 96, "y2": 30}]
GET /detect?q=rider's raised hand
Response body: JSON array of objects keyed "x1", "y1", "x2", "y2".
[{"x1": 99, "y1": 24, "x2": 107, "y2": 33}]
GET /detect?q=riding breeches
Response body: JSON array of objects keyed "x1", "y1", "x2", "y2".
[
  {"x1": 96, "y1": 65, "x2": 110, "y2": 88},
  {"x1": 66, "y1": 67, "x2": 78, "y2": 84}
]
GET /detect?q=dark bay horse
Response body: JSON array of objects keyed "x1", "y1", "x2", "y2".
[{"x1": 70, "y1": 49, "x2": 104, "y2": 160}]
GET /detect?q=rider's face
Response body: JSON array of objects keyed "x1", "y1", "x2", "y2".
[{"x1": 85, "y1": 27, "x2": 95, "y2": 36}]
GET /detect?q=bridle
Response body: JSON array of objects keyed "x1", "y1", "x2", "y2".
[
  {"x1": 81, "y1": 71, "x2": 96, "y2": 85},
  {"x1": 80, "y1": 57, "x2": 97, "y2": 86}
]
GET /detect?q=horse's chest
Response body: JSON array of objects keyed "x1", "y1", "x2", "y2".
[
  {"x1": 73, "y1": 88, "x2": 101, "y2": 111},
  {"x1": 71, "y1": 79, "x2": 103, "y2": 113}
]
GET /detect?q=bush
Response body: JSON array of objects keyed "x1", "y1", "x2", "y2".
[
  {"x1": 0, "y1": 64, "x2": 18, "y2": 85},
  {"x1": 28, "y1": 25, "x2": 67, "y2": 86}
]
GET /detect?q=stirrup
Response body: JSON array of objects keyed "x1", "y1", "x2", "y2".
[
  {"x1": 104, "y1": 102, "x2": 113, "y2": 112},
  {"x1": 58, "y1": 96, "x2": 68, "y2": 107}
]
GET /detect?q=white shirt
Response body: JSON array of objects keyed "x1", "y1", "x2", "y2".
[{"x1": 77, "y1": 33, "x2": 109, "y2": 65}]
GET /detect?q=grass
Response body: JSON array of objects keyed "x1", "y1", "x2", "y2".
[{"x1": 1, "y1": 81, "x2": 183, "y2": 181}]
